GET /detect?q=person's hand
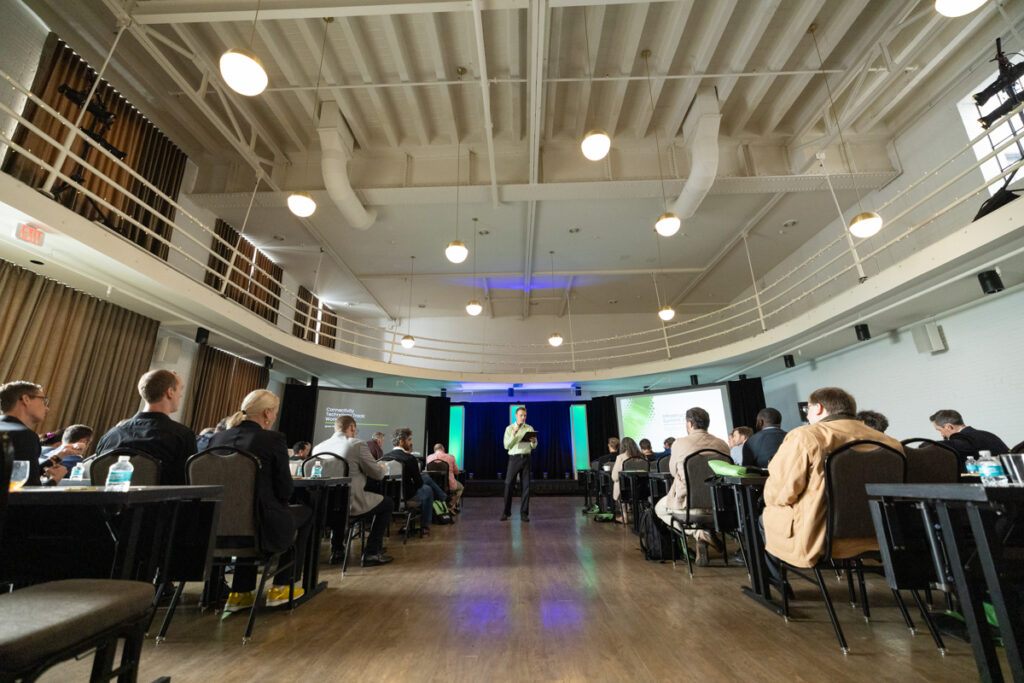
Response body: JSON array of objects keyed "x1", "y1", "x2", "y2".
[
  {"x1": 528, "y1": 436, "x2": 537, "y2": 444},
  {"x1": 45, "y1": 464, "x2": 68, "y2": 483},
  {"x1": 513, "y1": 423, "x2": 521, "y2": 433}
]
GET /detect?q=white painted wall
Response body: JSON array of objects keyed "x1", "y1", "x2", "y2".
[
  {"x1": 762, "y1": 285, "x2": 1024, "y2": 446},
  {"x1": 0, "y1": 1, "x2": 48, "y2": 162},
  {"x1": 143, "y1": 327, "x2": 200, "y2": 422}
]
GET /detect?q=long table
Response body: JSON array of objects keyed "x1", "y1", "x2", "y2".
[
  {"x1": 867, "y1": 483, "x2": 1024, "y2": 682},
  {"x1": 290, "y1": 477, "x2": 349, "y2": 601}
]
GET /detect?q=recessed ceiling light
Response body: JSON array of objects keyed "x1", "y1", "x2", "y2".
[{"x1": 569, "y1": 227, "x2": 581, "y2": 234}]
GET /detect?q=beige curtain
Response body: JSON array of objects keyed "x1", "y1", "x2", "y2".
[
  {"x1": 205, "y1": 219, "x2": 282, "y2": 324},
  {"x1": 185, "y1": 343, "x2": 269, "y2": 432},
  {"x1": 0, "y1": 259, "x2": 159, "y2": 437}
]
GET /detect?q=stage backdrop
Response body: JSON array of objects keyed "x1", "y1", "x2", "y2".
[{"x1": 456, "y1": 401, "x2": 575, "y2": 479}]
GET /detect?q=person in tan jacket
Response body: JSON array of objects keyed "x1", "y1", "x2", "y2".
[
  {"x1": 763, "y1": 387, "x2": 903, "y2": 570},
  {"x1": 654, "y1": 407, "x2": 730, "y2": 564}
]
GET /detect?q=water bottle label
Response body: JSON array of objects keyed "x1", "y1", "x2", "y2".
[
  {"x1": 978, "y1": 462, "x2": 1004, "y2": 478},
  {"x1": 107, "y1": 471, "x2": 132, "y2": 484}
]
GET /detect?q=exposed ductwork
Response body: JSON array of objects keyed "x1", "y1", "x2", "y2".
[
  {"x1": 670, "y1": 87, "x2": 721, "y2": 222},
  {"x1": 317, "y1": 105, "x2": 377, "y2": 230}
]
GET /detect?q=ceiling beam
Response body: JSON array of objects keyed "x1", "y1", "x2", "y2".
[
  {"x1": 542, "y1": 6, "x2": 563, "y2": 142},
  {"x1": 630, "y1": 0, "x2": 695, "y2": 138},
  {"x1": 573, "y1": 4, "x2": 605, "y2": 140},
  {"x1": 471, "y1": 0, "x2": 500, "y2": 206},
  {"x1": 507, "y1": 7, "x2": 523, "y2": 142},
  {"x1": 713, "y1": 0, "x2": 780, "y2": 105},
  {"x1": 603, "y1": 3, "x2": 649, "y2": 137},
  {"x1": 381, "y1": 15, "x2": 431, "y2": 147},
  {"x1": 725, "y1": 0, "x2": 826, "y2": 137},
  {"x1": 523, "y1": 0, "x2": 549, "y2": 319},
  {"x1": 423, "y1": 13, "x2": 461, "y2": 145},
  {"x1": 336, "y1": 16, "x2": 401, "y2": 146}
]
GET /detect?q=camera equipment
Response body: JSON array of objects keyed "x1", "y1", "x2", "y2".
[{"x1": 975, "y1": 39, "x2": 1024, "y2": 129}]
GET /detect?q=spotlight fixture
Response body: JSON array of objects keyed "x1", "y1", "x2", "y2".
[
  {"x1": 507, "y1": 387, "x2": 514, "y2": 397},
  {"x1": 978, "y1": 97, "x2": 1022, "y2": 129},
  {"x1": 855, "y1": 323, "x2": 871, "y2": 341},
  {"x1": 848, "y1": 211, "x2": 883, "y2": 238},
  {"x1": 783, "y1": 354, "x2": 795, "y2": 368},
  {"x1": 401, "y1": 335, "x2": 416, "y2": 349},
  {"x1": 287, "y1": 191, "x2": 316, "y2": 217},
  {"x1": 219, "y1": 48, "x2": 268, "y2": 97},
  {"x1": 655, "y1": 212, "x2": 681, "y2": 237},
  {"x1": 978, "y1": 269, "x2": 1004, "y2": 294},
  {"x1": 935, "y1": 0, "x2": 987, "y2": 18},
  {"x1": 574, "y1": 385, "x2": 582, "y2": 397},
  {"x1": 465, "y1": 300, "x2": 483, "y2": 316},
  {"x1": 581, "y1": 130, "x2": 611, "y2": 161},
  {"x1": 441, "y1": 387, "x2": 447, "y2": 398},
  {"x1": 690, "y1": 374, "x2": 699, "y2": 386},
  {"x1": 658, "y1": 305, "x2": 676, "y2": 321},
  {"x1": 366, "y1": 377, "x2": 374, "y2": 389},
  {"x1": 548, "y1": 332, "x2": 564, "y2": 347}
]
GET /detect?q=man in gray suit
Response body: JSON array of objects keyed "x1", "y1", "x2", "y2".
[{"x1": 314, "y1": 415, "x2": 394, "y2": 567}]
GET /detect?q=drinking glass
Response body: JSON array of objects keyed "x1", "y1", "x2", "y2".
[{"x1": 9, "y1": 460, "x2": 29, "y2": 491}]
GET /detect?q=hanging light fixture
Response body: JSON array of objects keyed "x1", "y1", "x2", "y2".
[
  {"x1": 466, "y1": 218, "x2": 483, "y2": 316},
  {"x1": 220, "y1": 1, "x2": 268, "y2": 96},
  {"x1": 401, "y1": 256, "x2": 416, "y2": 349},
  {"x1": 642, "y1": 50, "x2": 680, "y2": 237},
  {"x1": 288, "y1": 17, "x2": 332, "y2": 218},
  {"x1": 445, "y1": 143, "x2": 469, "y2": 263},
  {"x1": 658, "y1": 305, "x2": 675, "y2": 321},
  {"x1": 935, "y1": 0, "x2": 987, "y2": 17},
  {"x1": 579, "y1": 8, "x2": 610, "y2": 161},
  {"x1": 811, "y1": 26, "x2": 883, "y2": 239},
  {"x1": 547, "y1": 251, "x2": 564, "y2": 347}
]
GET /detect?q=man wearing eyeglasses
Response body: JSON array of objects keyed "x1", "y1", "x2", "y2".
[{"x1": 0, "y1": 380, "x2": 66, "y2": 485}]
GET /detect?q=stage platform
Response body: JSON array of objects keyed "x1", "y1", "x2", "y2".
[{"x1": 463, "y1": 478, "x2": 581, "y2": 497}]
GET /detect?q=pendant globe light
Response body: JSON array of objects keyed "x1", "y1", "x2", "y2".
[
  {"x1": 220, "y1": 1, "x2": 268, "y2": 96},
  {"x1": 401, "y1": 256, "x2": 416, "y2": 349},
  {"x1": 288, "y1": 18, "x2": 332, "y2": 218},
  {"x1": 811, "y1": 26, "x2": 883, "y2": 239},
  {"x1": 935, "y1": 0, "x2": 987, "y2": 17},
  {"x1": 547, "y1": 251, "x2": 565, "y2": 346},
  {"x1": 445, "y1": 144, "x2": 469, "y2": 263},
  {"x1": 466, "y1": 219, "x2": 483, "y2": 316},
  {"x1": 651, "y1": 241, "x2": 675, "y2": 321},
  {"x1": 642, "y1": 50, "x2": 680, "y2": 237},
  {"x1": 579, "y1": 8, "x2": 610, "y2": 161}
]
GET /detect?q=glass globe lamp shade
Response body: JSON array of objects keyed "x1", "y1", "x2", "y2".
[
  {"x1": 400, "y1": 334, "x2": 416, "y2": 349},
  {"x1": 581, "y1": 130, "x2": 611, "y2": 161},
  {"x1": 287, "y1": 192, "x2": 316, "y2": 218},
  {"x1": 658, "y1": 305, "x2": 676, "y2": 321},
  {"x1": 848, "y1": 211, "x2": 883, "y2": 239},
  {"x1": 548, "y1": 333, "x2": 564, "y2": 347},
  {"x1": 465, "y1": 300, "x2": 483, "y2": 316},
  {"x1": 445, "y1": 240, "x2": 469, "y2": 264},
  {"x1": 655, "y1": 212, "x2": 681, "y2": 237},
  {"x1": 934, "y1": 0, "x2": 987, "y2": 18},
  {"x1": 219, "y1": 48, "x2": 268, "y2": 96}
]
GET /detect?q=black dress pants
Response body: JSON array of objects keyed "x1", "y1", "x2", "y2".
[
  {"x1": 503, "y1": 453, "x2": 531, "y2": 517},
  {"x1": 355, "y1": 496, "x2": 394, "y2": 556},
  {"x1": 232, "y1": 504, "x2": 313, "y2": 592}
]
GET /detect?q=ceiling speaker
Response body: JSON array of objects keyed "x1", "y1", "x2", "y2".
[{"x1": 911, "y1": 322, "x2": 947, "y2": 354}]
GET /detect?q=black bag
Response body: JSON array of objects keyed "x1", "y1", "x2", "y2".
[{"x1": 638, "y1": 504, "x2": 676, "y2": 562}]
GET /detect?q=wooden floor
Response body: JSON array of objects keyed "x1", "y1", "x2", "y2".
[{"x1": 42, "y1": 497, "x2": 978, "y2": 682}]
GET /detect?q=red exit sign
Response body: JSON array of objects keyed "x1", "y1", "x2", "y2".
[{"x1": 15, "y1": 223, "x2": 45, "y2": 247}]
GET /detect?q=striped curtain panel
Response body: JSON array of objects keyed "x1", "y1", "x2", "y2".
[
  {"x1": 0, "y1": 259, "x2": 159, "y2": 439},
  {"x1": 1, "y1": 36, "x2": 186, "y2": 259},
  {"x1": 205, "y1": 219, "x2": 282, "y2": 324},
  {"x1": 185, "y1": 343, "x2": 270, "y2": 432}
]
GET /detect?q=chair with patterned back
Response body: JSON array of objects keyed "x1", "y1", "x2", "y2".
[
  {"x1": 86, "y1": 446, "x2": 162, "y2": 486},
  {"x1": 668, "y1": 449, "x2": 731, "y2": 578},
  {"x1": 901, "y1": 438, "x2": 959, "y2": 484}
]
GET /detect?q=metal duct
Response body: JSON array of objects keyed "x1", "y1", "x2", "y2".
[
  {"x1": 670, "y1": 87, "x2": 721, "y2": 221},
  {"x1": 317, "y1": 106, "x2": 376, "y2": 230}
]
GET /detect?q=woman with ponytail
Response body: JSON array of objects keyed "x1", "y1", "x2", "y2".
[{"x1": 209, "y1": 389, "x2": 313, "y2": 611}]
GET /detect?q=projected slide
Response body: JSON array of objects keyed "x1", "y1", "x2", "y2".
[
  {"x1": 313, "y1": 389, "x2": 427, "y2": 451},
  {"x1": 616, "y1": 386, "x2": 732, "y2": 448}
]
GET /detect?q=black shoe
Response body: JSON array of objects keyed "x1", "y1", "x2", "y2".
[
  {"x1": 329, "y1": 551, "x2": 344, "y2": 565},
  {"x1": 362, "y1": 554, "x2": 394, "y2": 567},
  {"x1": 696, "y1": 540, "x2": 709, "y2": 567},
  {"x1": 500, "y1": 514, "x2": 510, "y2": 521},
  {"x1": 521, "y1": 515, "x2": 530, "y2": 522}
]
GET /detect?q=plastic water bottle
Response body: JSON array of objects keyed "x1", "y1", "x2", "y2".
[
  {"x1": 965, "y1": 456, "x2": 979, "y2": 475},
  {"x1": 977, "y1": 450, "x2": 1008, "y2": 487},
  {"x1": 69, "y1": 462, "x2": 85, "y2": 481},
  {"x1": 310, "y1": 460, "x2": 323, "y2": 479},
  {"x1": 105, "y1": 455, "x2": 134, "y2": 491}
]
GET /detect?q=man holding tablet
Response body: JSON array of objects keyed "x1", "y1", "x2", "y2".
[{"x1": 502, "y1": 406, "x2": 537, "y2": 522}]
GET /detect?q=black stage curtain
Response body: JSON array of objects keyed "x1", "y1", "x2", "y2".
[
  {"x1": 459, "y1": 402, "x2": 573, "y2": 479},
  {"x1": 727, "y1": 378, "x2": 765, "y2": 430},
  {"x1": 586, "y1": 395, "x2": 618, "y2": 462},
  {"x1": 279, "y1": 383, "x2": 317, "y2": 445},
  {"x1": 424, "y1": 396, "x2": 450, "y2": 455}
]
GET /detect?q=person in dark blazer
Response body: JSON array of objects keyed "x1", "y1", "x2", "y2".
[
  {"x1": 742, "y1": 407, "x2": 787, "y2": 469},
  {"x1": 930, "y1": 409, "x2": 1009, "y2": 470},
  {"x1": 0, "y1": 380, "x2": 65, "y2": 485},
  {"x1": 208, "y1": 389, "x2": 312, "y2": 611}
]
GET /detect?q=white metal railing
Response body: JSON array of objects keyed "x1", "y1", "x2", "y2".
[{"x1": 2, "y1": 63, "x2": 1023, "y2": 375}]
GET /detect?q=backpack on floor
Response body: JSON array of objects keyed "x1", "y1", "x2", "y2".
[
  {"x1": 638, "y1": 505, "x2": 676, "y2": 562},
  {"x1": 432, "y1": 500, "x2": 454, "y2": 525}
]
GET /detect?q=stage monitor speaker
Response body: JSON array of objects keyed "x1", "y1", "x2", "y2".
[
  {"x1": 911, "y1": 322, "x2": 948, "y2": 354},
  {"x1": 154, "y1": 337, "x2": 181, "y2": 364},
  {"x1": 195, "y1": 327, "x2": 210, "y2": 345}
]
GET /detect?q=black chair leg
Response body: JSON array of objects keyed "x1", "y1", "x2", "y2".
[
  {"x1": 680, "y1": 530, "x2": 694, "y2": 579},
  {"x1": 912, "y1": 589, "x2": 947, "y2": 655},
  {"x1": 343, "y1": 524, "x2": 354, "y2": 575},
  {"x1": 855, "y1": 560, "x2": 870, "y2": 622},
  {"x1": 813, "y1": 566, "x2": 849, "y2": 654},
  {"x1": 780, "y1": 565, "x2": 790, "y2": 621},
  {"x1": 155, "y1": 580, "x2": 186, "y2": 643},
  {"x1": 845, "y1": 562, "x2": 857, "y2": 606},
  {"x1": 117, "y1": 621, "x2": 146, "y2": 682},
  {"x1": 244, "y1": 561, "x2": 274, "y2": 644},
  {"x1": 90, "y1": 638, "x2": 117, "y2": 681},
  {"x1": 892, "y1": 589, "x2": 915, "y2": 633}
]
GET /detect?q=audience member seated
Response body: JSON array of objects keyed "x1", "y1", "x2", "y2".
[
  {"x1": 427, "y1": 443, "x2": 463, "y2": 511},
  {"x1": 660, "y1": 437, "x2": 675, "y2": 458},
  {"x1": 195, "y1": 427, "x2": 216, "y2": 451},
  {"x1": 654, "y1": 408, "x2": 729, "y2": 565},
  {"x1": 95, "y1": 370, "x2": 196, "y2": 485},
  {"x1": 728, "y1": 426, "x2": 753, "y2": 465},
  {"x1": 762, "y1": 388, "x2": 903, "y2": 579},
  {"x1": 368, "y1": 432, "x2": 385, "y2": 461},
  {"x1": 0, "y1": 380, "x2": 66, "y2": 484},
  {"x1": 639, "y1": 438, "x2": 656, "y2": 461},
  {"x1": 38, "y1": 430, "x2": 63, "y2": 458},
  {"x1": 590, "y1": 436, "x2": 620, "y2": 470},
  {"x1": 313, "y1": 415, "x2": 393, "y2": 566},
  {"x1": 611, "y1": 436, "x2": 643, "y2": 523},
  {"x1": 857, "y1": 410, "x2": 889, "y2": 433},
  {"x1": 383, "y1": 428, "x2": 448, "y2": 536},
  {"x1": 742, "y1": 408, "x2": 787, "y2": 468},
  {"x1": 43, "y1": 424, "x2": 93, "y2": 473},
  {"x1": 291, "y1": 441, "x2": 311, "y2": 460},
  {"x1": 210, "y1": 390, "x2": 313, "y2": 610},
  {"x1": 930, "y1": 409, "x2": 1009, "y2": 470}
]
